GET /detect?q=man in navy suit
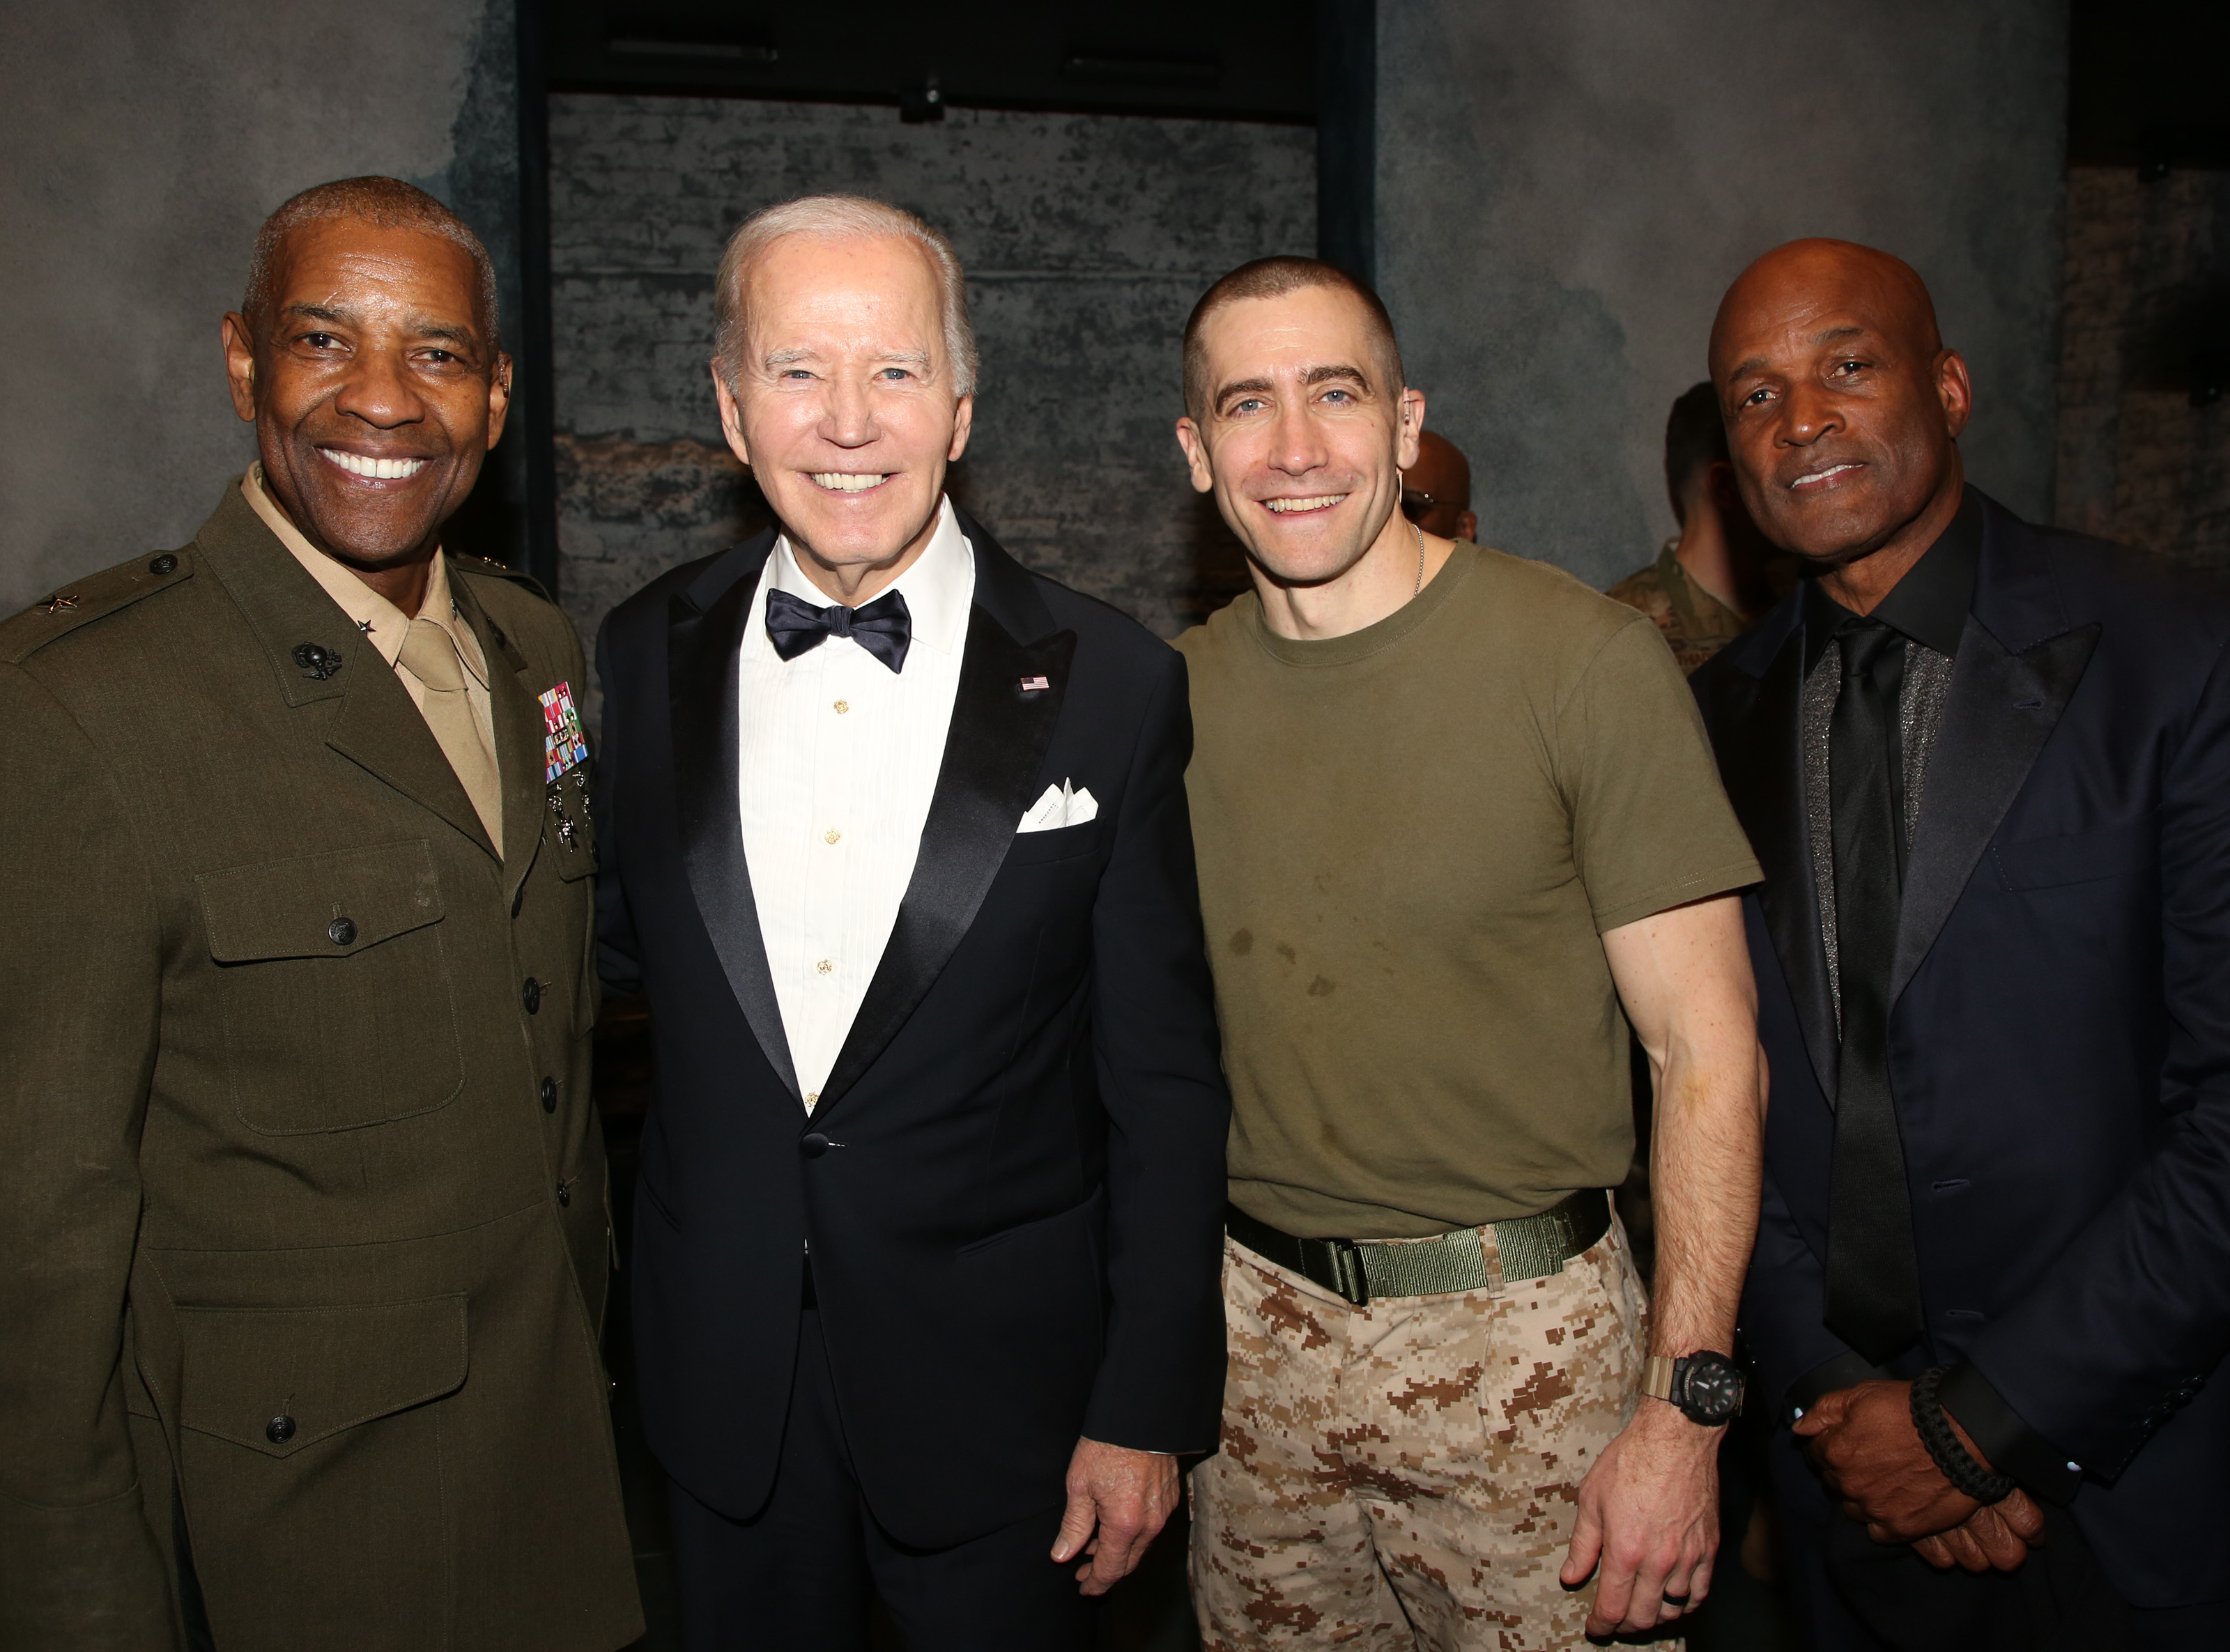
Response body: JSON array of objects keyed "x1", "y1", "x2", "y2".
[
  {"x1": 592, "y1": 194, "x2": 1230, "y2": 1649},
  {"x1": 1693, "y1": 237, "x2": 2230, "y2": 1649}
]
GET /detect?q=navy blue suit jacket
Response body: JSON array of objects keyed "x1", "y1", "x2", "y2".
[
  {"x1": 1693, "y1": 493, "x2": 2230, "y2": 1609},
  {"x1": 593, "y1": 514, "x2": 1230, "y2": 1549}
]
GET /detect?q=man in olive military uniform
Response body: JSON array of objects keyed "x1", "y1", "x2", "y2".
[
  {"x1": 0, "y1": 179, "x2": 640, "y2": 1651},
  {"x1": 1607, "y1": 381, "x2": 1793, "y2": 677}
]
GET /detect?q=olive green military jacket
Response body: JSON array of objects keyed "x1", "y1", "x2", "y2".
[{"x1": 0, "y1": 487, "x2": 641, "y2": 1651}]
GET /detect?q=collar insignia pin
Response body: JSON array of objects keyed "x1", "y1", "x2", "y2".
[
  {"x1": 41, "y1": 593, "x2": 79, "y2": 614},
  {"x1": 291, "y1": 642, "x2": 344, "y2": 681},
  {"x1": 1019, "y1": 674, "x2": 1051, "y2": 693}
]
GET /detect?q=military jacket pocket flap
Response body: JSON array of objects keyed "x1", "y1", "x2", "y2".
[
  {"x1": 174, "y1": 1295, "x2": 468, "y2": 1458},
  {"x1": 199, "y1": 840, "x2": 445, "y2": 962}
]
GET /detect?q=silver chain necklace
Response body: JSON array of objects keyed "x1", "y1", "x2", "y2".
[{"x1": 1413, "y1": 519, "x2": 1427, "y2": 597}]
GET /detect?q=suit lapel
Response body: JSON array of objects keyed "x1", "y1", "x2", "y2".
[
  {"x1": 1715, "y1": 613, "x2": 1840, "y2": 1103},
  {"x1": 815, "y1": 523, "x2": 1074, "y2": 1113},
  {"x1": 669, "y1": 532, "x2": 799, "y2": 1098},
  {"x1": 451, "y1": 575, "x2": 551, "y2": 893},
  {"x1": 1891, "y1": 515, "x2": 2098, "y2": 999},
  {"x1": 196, "y1": 486, "x2": 498, "y2": 859}
]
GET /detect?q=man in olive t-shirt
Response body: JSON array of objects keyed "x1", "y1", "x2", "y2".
[{"x1": 1170, "y1": 257, "x2": 1766, "y2": 1652}]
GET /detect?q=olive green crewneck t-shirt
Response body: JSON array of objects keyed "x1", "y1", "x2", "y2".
[{"x1": 1174, "y1": 543, "x2": 1760, "y2": 1240}]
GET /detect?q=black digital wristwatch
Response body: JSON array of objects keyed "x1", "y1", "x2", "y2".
[{"x1": 1645, "y1": 1350, "x2": 1746, "y2": 1426}]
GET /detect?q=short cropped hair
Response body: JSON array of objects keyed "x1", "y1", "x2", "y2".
[
  {"x1": 1182, "y1": 256, "x2": 1404, "y2": 422},
  {"x1": 244, "y1": 176, "x2": 498, "y2": 339},
  {"x1": 1663, "y1": 380, "x2": 1730, "y2": 509},
  {"x1": 712, "y1": 194, "x2": 978, "y2": 398}
]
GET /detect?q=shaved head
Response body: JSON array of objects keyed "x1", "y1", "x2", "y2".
[
  {"x1": 1707, "y1": 237, "x2": 1970, "y2": 585},
  {"x1": 1183, "y1": 257, "x2": 1404, "y2": 422},
  {"x1": 1709, "y1": 239, "x2": 1941, "y2": 384}
]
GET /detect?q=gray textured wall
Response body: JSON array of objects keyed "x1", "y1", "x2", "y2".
[
  {"x1": 0, "y1": 0, "x2": 520, "y2": 615},
  {"x1": 1377, "y1": 0, "x2": 2070, "y2": 591},
  {"x1": 548, "y1": 93, "x2": 1316, "y2": 699}
]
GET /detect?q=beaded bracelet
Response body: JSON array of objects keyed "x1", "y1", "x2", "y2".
[{"x1": 1910, "y1": 1365, "x2": 2017, "y2": 1505}]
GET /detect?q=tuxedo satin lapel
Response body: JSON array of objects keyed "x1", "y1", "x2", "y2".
[
  {"x1": 1891, "y1": 617, "x2": 2099, "y2": 1001},
  {"x1": 1718, "y1": 622, "x2": 1840, "y2": 1103},
  {"x1": 814, "y1": 609, "x2": 1077, "y2": 1113},
  {"x1": 670, "y1": 545, "x2": 799, "y2": 1099}
]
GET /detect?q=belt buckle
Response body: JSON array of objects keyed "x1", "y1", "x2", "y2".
[{"x1": 1319, "y1": 1237, "x2": 1371, "y2": 1306}]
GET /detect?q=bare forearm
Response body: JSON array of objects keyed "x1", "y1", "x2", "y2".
[
  {"x1": 1600, "y1": 895, "x2": 1765, "y2": 1354},
  {"x1": 1648, "y1": 1041, "x2": 1764, "y2": 1355},
  {"x1": 1574, "y1": 895, "x2": 1762, "y2": 1634}
]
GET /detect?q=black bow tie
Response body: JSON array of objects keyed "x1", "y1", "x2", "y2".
[{"x1": 764, "y1": 586, "x2": 913, "y2": 674}]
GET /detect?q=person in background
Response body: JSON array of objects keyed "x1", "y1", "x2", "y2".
[
  {"x1": 1400, "y1": 427, "x2": 1478, "y2": 543},
  {"x1": 1694, "y1": 236, "x2": 2230, "y2": 1649},
  {"x1": 1172, "y1": 254, "x2": 1767, "y2": 1650},
  {"x1": 1609, "y1": 380, "x2": 1792, "y2": 675}
]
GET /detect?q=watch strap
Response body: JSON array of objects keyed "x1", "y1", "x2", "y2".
[{"x1": 1645, "y1": 1354, "x2": 1678, "y2": 1404}]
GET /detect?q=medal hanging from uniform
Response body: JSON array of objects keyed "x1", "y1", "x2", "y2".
[{"x1": 540, "y1": 681, "x2": 590, "y2": 852}]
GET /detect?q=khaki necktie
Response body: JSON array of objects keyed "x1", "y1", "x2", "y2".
[{"x1": 397, "y1": 617, "x2": 504, "y2": 853}]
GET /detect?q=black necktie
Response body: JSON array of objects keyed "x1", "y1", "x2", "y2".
[
  {"x1": 1824, "y1": 617, "x2": 1925, "y2": 1362},
  {"x1": 764, "y1": 586, "x2": 912, "y2": 674}
]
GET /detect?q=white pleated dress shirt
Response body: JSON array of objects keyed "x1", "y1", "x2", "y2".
[{"x1": 739, "y1": 497, "x2": 976, "y2": 1111}]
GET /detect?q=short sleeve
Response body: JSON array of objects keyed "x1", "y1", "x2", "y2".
[{"x1": 1558, "y1": 614, "x2": 1761, "y2": 932}]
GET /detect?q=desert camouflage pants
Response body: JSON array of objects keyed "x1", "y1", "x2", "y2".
[{"x1": 1188, "y1": 1218, "x2": 1676, "y2": 1651}]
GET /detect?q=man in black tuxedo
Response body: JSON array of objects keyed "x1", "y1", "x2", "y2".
[
  {"x1": 1693, "y1": 238, "x2": 2230, "y2": 1649},
  {"x1": 592, "y1": 194, "x2": 1230, "y2": 1649}
]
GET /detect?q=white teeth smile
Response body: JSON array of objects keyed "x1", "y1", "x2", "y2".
[
  {"x1": 1263, "y1": 494, "x2": 1348, "y2": 514},
  {"x1": 812, "y1": 472, "x2": 890, "y2": 493},
  {"x1": 320, "y1": 449, "x2": 429, "y2": 481},
  {"x1": 1792, "y1": 463, "x2": 1858, "y2": 490}
]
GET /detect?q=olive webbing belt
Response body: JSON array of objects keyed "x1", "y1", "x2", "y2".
[{"x1": 1225, "y1": 1187, "x2": 1612, "y2": 1306}]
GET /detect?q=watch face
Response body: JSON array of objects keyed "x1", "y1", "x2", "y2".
[{"x1": 1680, "y1": 1354, "x2": 1745, "y2": 1423}]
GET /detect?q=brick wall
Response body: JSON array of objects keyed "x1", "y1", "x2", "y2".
[
  {"x1": 2056, "y1": 165, "x2": 2230, "y2": 564},
  {"x1": 547, "y1": 93, "x2": 1315, "y2": 716}
]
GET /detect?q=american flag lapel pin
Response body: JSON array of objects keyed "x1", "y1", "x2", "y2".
[{"x1": 1019, "y1": 674, "x2": 1052, "y2": 693}]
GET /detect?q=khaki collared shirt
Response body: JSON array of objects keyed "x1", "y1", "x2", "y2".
[{"x1": 243, "y1": 466, "x2": 502, "y2": 842}]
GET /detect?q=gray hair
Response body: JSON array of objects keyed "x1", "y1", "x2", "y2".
[{"x1": 712, "y1": 194, "x2": 978, "y2": 399}]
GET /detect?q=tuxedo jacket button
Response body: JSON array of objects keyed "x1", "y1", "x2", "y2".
[{"x1": 799, "y1": 1132, "x2": 831, "y2": 1159}]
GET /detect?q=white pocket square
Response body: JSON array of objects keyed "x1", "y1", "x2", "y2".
[{"x1": 1018, "y1": 780, "x2": 1098, "y2": 833}]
